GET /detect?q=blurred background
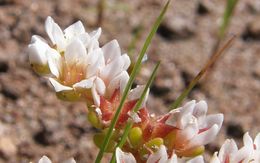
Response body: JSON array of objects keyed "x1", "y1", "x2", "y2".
[{"x1": 0, "y1": 0, "x2": 259, "y2": 162}]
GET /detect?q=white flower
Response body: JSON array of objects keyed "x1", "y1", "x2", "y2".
[
  {"x1": 210, "y1": 132, "x2": 260, "y2": 163},
  {"x1": 91, "y1": 39, "x2": 131, "y2": 106},
  {"x1": 210, "y1": 139, "x2": 238, "y2": 163},
  {"x1": 38, "y1": 156, "x2": 76, "y2": 163},
  {"x1": 116, "y1": 146, "x2": 204, "y2": 163},
  {"x1": 165, "y1": 100, "x2": 223, "y2": 156},
  {"x1": 28, "y1": 16, "x2": 104, "y2": 101},
  {"x1": 230, "y1": 132, "x2": 260, "y2": 163},
  {"x1": 116, "y1": 147, "x2": 136, "y2": 163}
]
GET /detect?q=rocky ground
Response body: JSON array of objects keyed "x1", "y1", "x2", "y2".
[{"x1": 0, "y1": 0, "x2": 259, "y2": 162}]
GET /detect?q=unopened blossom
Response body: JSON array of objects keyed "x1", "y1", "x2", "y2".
[
  {"x1": 91, "y1": 39, "x2": 131, "y2": 107},
  {"x1": 28, "y1": 16, "x2": 104, "y2": 102},
  {"x1": 210, "y1": 132, "x2": 260, "y2": 163},
  {"x1": 38, "y1": 156, "x2": 76, "y2": 163},
  {"x1": 116, "y1": 146, "x2": 204, "y2": 163},
  {"x1": 163, "y1": 100, "x2": 223, "y2": 157}
]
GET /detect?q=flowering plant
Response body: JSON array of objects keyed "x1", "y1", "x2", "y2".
[{"x1": 28, "y1": 1, "x2": 259, "y2": 163}]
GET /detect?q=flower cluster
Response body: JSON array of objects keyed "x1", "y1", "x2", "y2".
[{"x1": 28, "y1": 17, "x2": 258, "y2": 163}]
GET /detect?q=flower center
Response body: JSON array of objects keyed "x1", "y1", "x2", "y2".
[{"x1": 59, "y1": 59, "x2": 86, "y2": 87}]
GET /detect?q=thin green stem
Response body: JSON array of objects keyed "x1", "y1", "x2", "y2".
[
  {"x1": 110, "y1": 62, "x2": 160, "y2": 163},
  {"x1": 95, "y1": 1, "x2": 170, "y2": 162}
]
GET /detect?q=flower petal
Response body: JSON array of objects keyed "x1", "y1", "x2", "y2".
[
  {"x1": 89, "y1": 27, "x2": 101, "y2": 40},
  {"x1": 86, "y1": 48, "x2": 105, "y2": 78},
  {"x1": 187, "y1": 124, "x2": 219, "y2": 148},
  {"x1": 193, "y1": 100, "x2": 207, "y2": 119},
  {"x1": 38, "y1": 156, "x2": 52, "y2": 163},
  {"x1": 176, "y1": 116, "x2": 199, "y2": 143},
  {"x1": 107, "y1": 71, "x2": 129, "y2": 98},
  {"x1": 218, "y1": 139, "x2": 238, "y2": 162},
  {"x1": 121, "y1": 53, "x2": 131, "y2": 70},
  {"x1": 49, "y1": 78, "x2": 73, "y2": 92},
  {"x1": 65, "y1": 39, "x2": 87, "y2": 65},
  {"x1": 187, "y1": 155, "x2": 204, "y2": 163},
  {"x1": 45, "y1": 16, "x2": 65, "y2": 50},
  {"x1": 254, "y1": 132, "x2": 260, "y2": 150},
  {"x1": 203, "y1": 114, "x2": 223, "y2": 131},
  {"x1": 102, "y1": 39, "x2": 121, "y2": 63},
  {"x1": 116, "y1": 148, "x2": 136, "y2": 163},
  {"x1": 147, "y1": 145, "x2": 168, "y2": 163},
  {"x1": 64, "y1": 21, "x2": 85, "y2": 41},
  {"x1": 28, "y1": 36, "x2": 49, "y2": 67},
  {"x1": 73, "y1": 77, "x2": 96, "y2": 89},
  {"x1": 128, "y1": 85, "x2": 149, "y2": 108},
  {"x1": 166, "y1": 100, "x2": 196, "y2": 129},
  {"x1": 243, "y1": 132, "x2": 254, "y2": 148},
  {"x1": 47, "y1": 48, "x2": 62, "y2": 78},
  {"x1": 91, "y1": 77, "x2": 106, "y2": 106}
]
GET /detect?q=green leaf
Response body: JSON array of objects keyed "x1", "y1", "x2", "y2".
[
  {"x1": 169, "y1": 36, "x2": 236, "y2": 110},
  {"x1": 94, "y1": 1, "x2": 170, "y2": 162},
  {"x1": 109, "y1": 62, "x2": 160, "y2": 163}
]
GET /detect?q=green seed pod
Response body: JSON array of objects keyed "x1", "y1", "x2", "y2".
[
  {"x1": 93, "y1": 131, "x2": 117, "y2": 153},
  {"x1": 179, "y1": 146, "x2": 205, "y2": 157},
  {"x1": 145, "y1": 137, "x2": 164, "y2": 150},
  {"x1": 87, "y1": 111, "x2": 102, "y2": 129},
  {"x1": 139, "y1": 137, "x2": 164, "y2": 160},
  {"x1": 164, "y1": 130, "x2": 177, "y2": 150},
  {"x1": 128, "y1": 127, "x2": 143, "y2": 147}
]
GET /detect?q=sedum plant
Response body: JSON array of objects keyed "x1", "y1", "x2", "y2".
[{"x1": 28, "y1": 1, "x2": 259, "y2": 163}]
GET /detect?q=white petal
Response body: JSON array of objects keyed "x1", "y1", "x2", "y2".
[
  {"x1": 187, "y1": 124, "x2": 219, "y2": 148},
  {"x1": 64, "y1": 21, "x2": 85, "y2": 41},
  {"x1": 128, "y1": 85, "x2": 150, "y2": 108},
  {"x1": 102, "y1": 39, "x2": 121, "y2": 63},
  {"x1": 49, "y1": 78, "x2": 73, "y2": 92},
  {"x1": 45, "y1": 16, "x2": 65, "y2": 50},
  {"x1": 121, "y1": 54, "x2": 131, "y2": 70},
  {"x1": 47, "y1": 48, "x2": 62, "y2": 78},
  {"x1": 147, "y1": 145, "x2": 168, "y2": 163},
  {"x1": 28, "y1": 36, "x2": 49, "y2": 65},
  {"x1": 91, "y1": 86, "x2": 100, "y2": 106},
  {"x1": 86, "y1": 48, "x2": 105, "y2": 78},
  {"x1": 89, "y1": 27, "x2": 101, "y2": 40},
  {"x1": 87, "y1": 38, "x2": 99, "y2": 53},
  {"x1": 65, "y1": 39, "x2": 87, "y2": 64},
  {"x1": 166, "y1": 101, "x2": 196, "y2": 129},
  {"x1": 176, "y1": 116, "x2": 199, "y2": 142},
  {"x1": 168, "y1": 154, "x2": 178, "y2": 163},
  {"x1": 203, "y1": 114, "x2": 224, "y2": 131},
  {"x1": 243, "y1": 132, "x2": 254, "y2": 148},
  {"x1": 254, "y1": 132, "x2": 260, "y2": 150},
  {"x1": 128, "y1": 112, "x2": 141, "y2": 123},
  {"x1": 94, "y1": 77, "x2": 106, "y2": 95},
  {"x1": 218, "y1": 139, "x2": 238, "y2": 162},
  {"x1": 38, "y1": 156, "x2": 52, "y2": 163},
  {"x1": 78, "y1": 33, "x2": 90, "y2": 47},
  {"x1": 230, "y1": 146, "x2": 252, "y2": 163},
  {"x1": 180, "y1": 100, "x2": 196, "y2": 117},
  {"x1": 107, "y1": 71, "x2": 129, "y2": 98},
  {"x1": 73, "y1": 77, "x2": 95, "y2": 89},
  {"x1": 187, "y1": 155, "x2": 204, "y2": 163},
  {"x1": 116, "y1": 148, "x2": 136, "y2": 163},
  {"x1": 193, "y1": 100, "x2": 208, "y2": 119},
  {"x1": 100, "y1": 56, "x2": 125, "y2": 82}
]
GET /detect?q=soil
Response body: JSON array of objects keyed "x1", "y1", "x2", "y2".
[{"x1": 0, "y1": 0, "x2": 259, "y2": 162}]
